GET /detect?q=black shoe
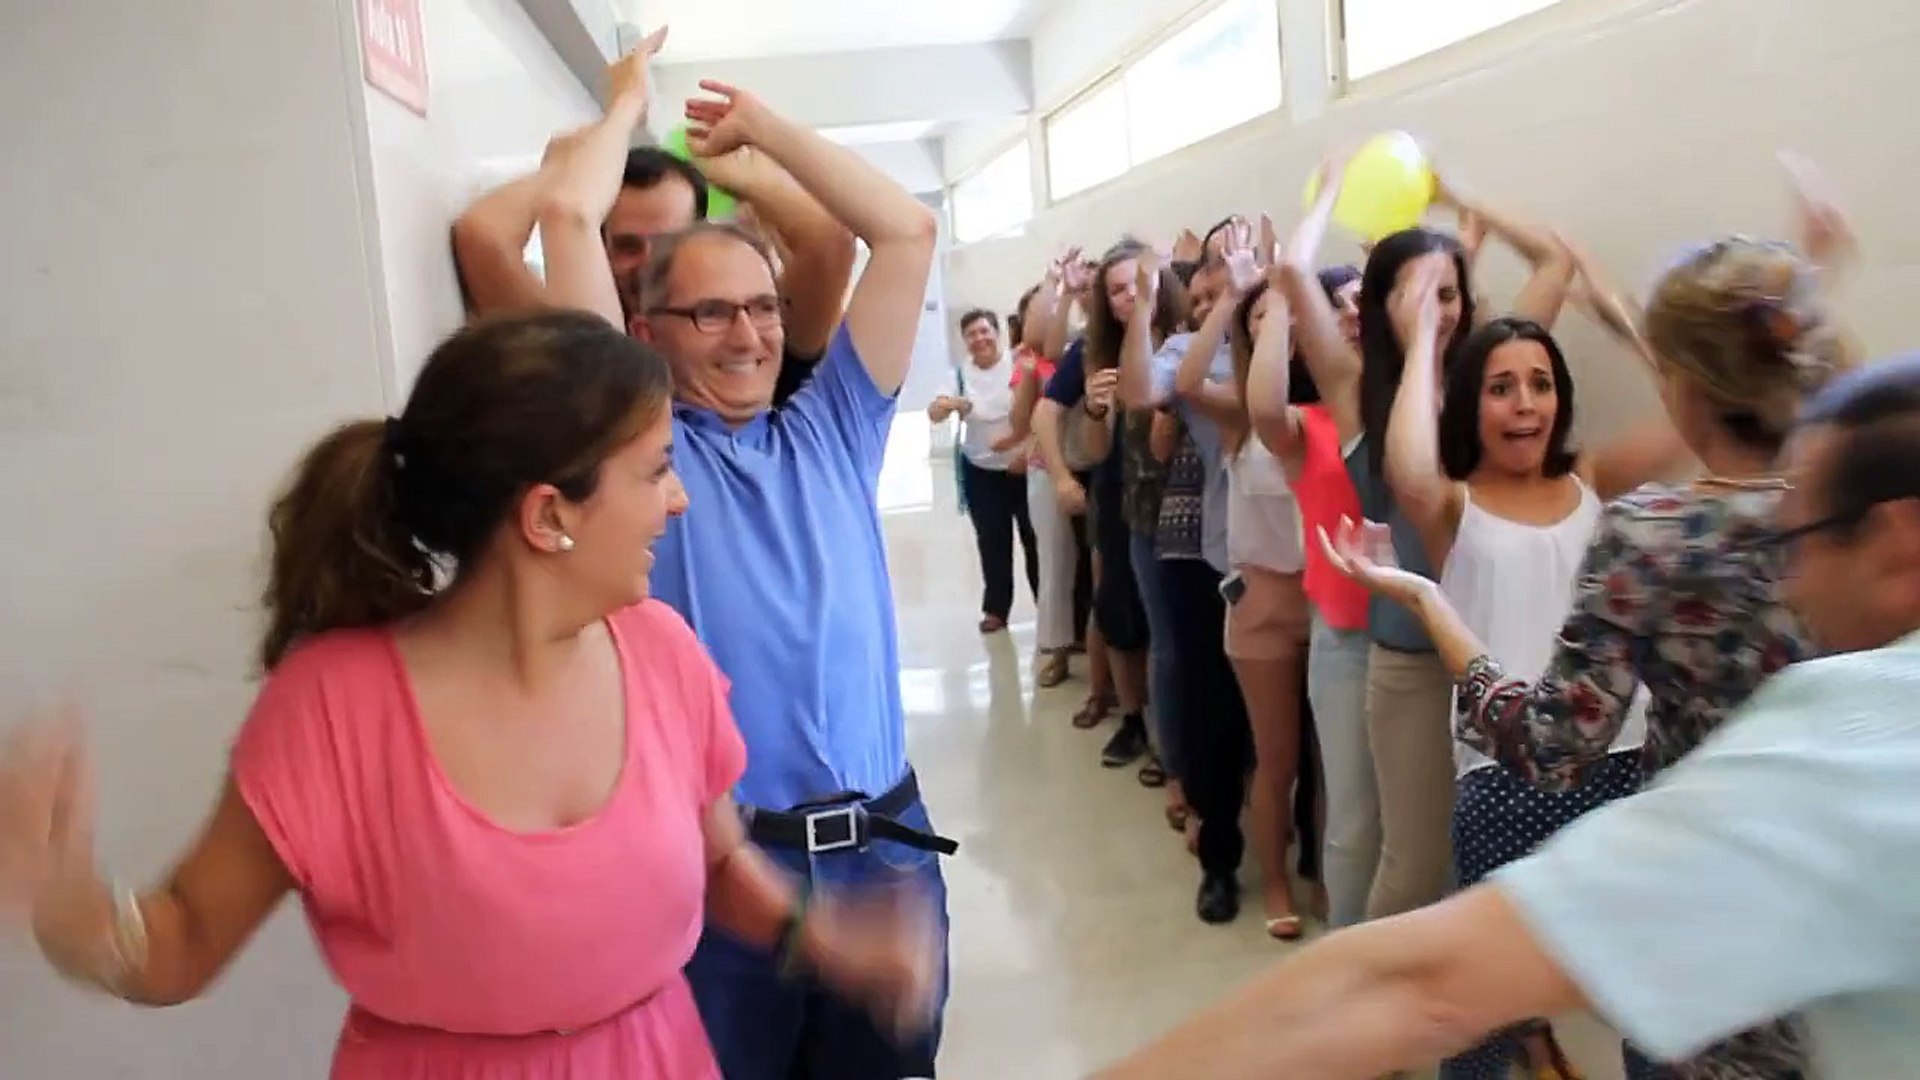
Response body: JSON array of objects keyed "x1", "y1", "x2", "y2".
[
  {"x1": 1099, "y1": 713, "x2": 1149, "y2": 768},
  {"x1": 1196, "y1": 871, "x2": 1240, "y2": 924}
]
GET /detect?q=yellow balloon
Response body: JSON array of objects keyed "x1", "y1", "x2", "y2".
[{"x1": 1303, "y1": 131, "x2": 1435, "y2": 242}]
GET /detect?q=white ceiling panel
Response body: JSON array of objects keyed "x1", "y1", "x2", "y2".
[{"x1": 621, "y1": 0, "x2": 1059, "y2": 62}]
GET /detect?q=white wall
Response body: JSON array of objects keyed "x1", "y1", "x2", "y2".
[
  {"x1": 0, "y1": 0, "x2": 596, "y2": 1075},
  {"x1": 945, "y1": 0, "x2": 1920, "y2": 440},
  {"x1": 0, "y1": 0, "x2": 386, "y2": 1075},
  {"x1": 367, "y1": 0, "x2": 602, "y2": 394}
]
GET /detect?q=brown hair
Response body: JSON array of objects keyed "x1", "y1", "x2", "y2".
[
  {"x1": 260, "y1": 311, "x2": 674, "y2": 669},
  {"x1": 1645, "y1": 237, "x2": 1856, "y2": 451},
  {"x1": 1084, "y1": 241, "x2": 1187, "y2": 373}
]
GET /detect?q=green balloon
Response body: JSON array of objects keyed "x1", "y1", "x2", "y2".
[{"x1": 660, "y1": 124, "x2": 739, "y2": 220}]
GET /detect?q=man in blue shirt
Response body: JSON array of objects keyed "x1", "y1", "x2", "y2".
[
  {"x1": 1091, "y1": 354, "x2": 1920, "y2": 1079},
  {"x1": 536, "y1": 66, "x2": 951, "y2": 1080}
]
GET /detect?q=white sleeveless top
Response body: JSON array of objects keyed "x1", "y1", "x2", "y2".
[
  {"x1": 1441, "y1": 480, "x2": 1648, "y2": 778},
  {"x1": 1227, "y1": 437, "x2": 1305, "y2": 574}
]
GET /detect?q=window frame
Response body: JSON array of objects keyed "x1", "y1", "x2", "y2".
[
  {"x1": 1038, "y1": 0, "x2": 1286, "y2": 206},
  {"x1": 1042, "y1": 73, "x2": 1134, "y2": 203},
  {"x1": 948, "y1": 137, "x2": 1038, "y2": 245},
  {"x1": 1330, "y1": 0, "x2": 1591, "y2": 96}
]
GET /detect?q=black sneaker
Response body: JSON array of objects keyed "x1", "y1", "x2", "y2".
[
  {"x1": 1099, "y1": 713, "x2": 1149, "y2": 768},
  {"x1": 1196, "y1": 871, "x2": 1240, "y2": 924}
]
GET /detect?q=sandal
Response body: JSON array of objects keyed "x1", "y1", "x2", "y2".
[
  {"x1": 1035, "y1": 651, "x2": 1070, "y2": 688},
  {"x1": 1071, "y1": 692, "x2": 1116, "y2": 729},
  {"x1": 1137, "y1": 755, "x2": 1167, "y2": 788},
  {"x1": 1264, "y1": 915, "x2": 1304, "y2": 941}
]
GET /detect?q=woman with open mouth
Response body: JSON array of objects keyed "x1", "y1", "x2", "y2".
[{"x1": 1373, "y1": 266, "x2": 1690, "y2": 1076}]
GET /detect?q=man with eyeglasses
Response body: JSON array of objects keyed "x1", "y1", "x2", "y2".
[
  {"x1": 450, "y1": 31, "x2": 853, "y2": 407},
  {"x1": 535, "y1": 46, "x2": 955, "y2": 1080},
  {"x1": 1091, "y1": 353, "x2": 1920, "y2": 1079}
]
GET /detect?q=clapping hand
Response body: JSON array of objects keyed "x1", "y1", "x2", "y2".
[
  {"x1": 1220, "y1": 217, "x2": 1268, "y2": 295},
  {"x1": 1779, "y1": 150, "x2": 1856, "y2": 272},
  {"x1": 1388, "y1": 254, "x2": 1447, "y2": 352},
  {"x1": 606, "y1": 27, "x2": 667, "y2": 109},
  {"x1": 1317, "y1": 516, "x2": 1433, "y2": 609},
  {"x1": 684, "y1": 80, "x2": 773, "y2": 159},
  {"x1": 807, "y1": 885, "x2": 943, "y2": 1041}
]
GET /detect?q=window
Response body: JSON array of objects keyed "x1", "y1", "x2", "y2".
[
  {"x1": 951, "y1": 141, "x2": 1035, "y2": 244},
  {"x1": 1126, "y1": 0, "x2": 1282, "y2": 163},
  {"x1": 1042, "y1": 0, "x2": 1283, "y2": 202},
  {"x1": 1045, "y1": 80, "x2": 1130, "y2": 201},
  {"x1": 1340, "y1": 0, "x2": 1565, "y2": 81}
]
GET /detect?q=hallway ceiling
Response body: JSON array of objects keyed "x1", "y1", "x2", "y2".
[{"x1": 621, "y1": 0, "x2": 1059, "y2": 62}]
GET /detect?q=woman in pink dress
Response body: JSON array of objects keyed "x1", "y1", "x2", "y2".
[{"x1": 0, "y1": 310, "x2": 938, "y2": 1078}]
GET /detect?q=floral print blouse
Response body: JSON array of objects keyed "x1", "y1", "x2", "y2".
[
  {"x1": 1456, "y1": 483, "x2": 1812, "y2": 1080},
  {"x1": 1456, "y1": 484, "x2": 1810, "y2": 791}
]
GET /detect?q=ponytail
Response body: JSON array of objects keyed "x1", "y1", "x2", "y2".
[{"x1": 260, "y1": 419, "x2": 434, "y2": 670}]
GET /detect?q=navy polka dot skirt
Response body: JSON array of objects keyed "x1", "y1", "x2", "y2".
[{"x1": 1440, "y1": 752, "x2": 1655, "y2": 1080}]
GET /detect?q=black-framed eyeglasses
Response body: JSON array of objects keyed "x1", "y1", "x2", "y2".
[
  {"x1": 1736, "y1": 505, "x2": 1873, "y2": 553},
  {"x1": 648, "y1": 295, "x2": 783, "y2": 335}
]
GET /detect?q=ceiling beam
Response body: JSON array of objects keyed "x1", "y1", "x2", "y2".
[
  {"x1": 512, "y1": 0, "x2": 620, "y2": 98},
  {"x1": 652, "y1": 41, "x2": 1033, "y2": 132}
]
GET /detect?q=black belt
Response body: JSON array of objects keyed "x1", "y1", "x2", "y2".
[{"x1": 744, "y1": 771, "x2": 959, "y2": 857}]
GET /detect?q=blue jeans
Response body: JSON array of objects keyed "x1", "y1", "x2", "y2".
[
  {"x1": 686, "y1": 793, "x2": 951, "y2": 1080},
  {"x1": 1307, "y1": 613, "x2": 1377, "y2": 929},
  {"x1": 1129, "y1": 532, "x2": 1182, "y2": 777}
]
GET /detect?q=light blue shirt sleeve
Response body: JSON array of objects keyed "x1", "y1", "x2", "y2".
[
  {"x1": 1145, "y1": 333, "x2": 1191, "y2": 405},
  {"x1": 783, "y1": 324, "x2": 898, "y2": 476},
  {"x1": 1493, "y1": 636, "x2": 1920, "y2": 1062}
]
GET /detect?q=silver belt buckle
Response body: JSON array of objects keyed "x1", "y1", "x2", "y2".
[{"x1": 804, "y1": 805, "x2": 862, "y2": 854}]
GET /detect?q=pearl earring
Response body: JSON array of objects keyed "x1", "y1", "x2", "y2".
[{"x1": 557, "y1": 534, "x2": 576, "y2": 552}]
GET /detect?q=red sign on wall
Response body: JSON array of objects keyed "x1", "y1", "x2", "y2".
[{"x1": 360, "y1": 0, "x2": 430, "y2": 117}]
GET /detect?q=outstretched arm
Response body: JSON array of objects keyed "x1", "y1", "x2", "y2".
[
  {"x1": 686, "y1": 81, "x2": 937, "y2": 394},
  {"x1": 1090, "y1": 886, "x2": 1582, "y2": 1080}
]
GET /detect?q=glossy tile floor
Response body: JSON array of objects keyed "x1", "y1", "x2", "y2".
[{"x1": 883, "y1": 428, "x2": 1628, "y2": 1080}]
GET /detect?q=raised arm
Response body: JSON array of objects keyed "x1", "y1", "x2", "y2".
[
  {"x1": 1437, "y1": 178, "x2": 1575, "y2": 330},
  {"x1": 1245, "y1": 272, "x2": 1300, "y2": 463},
  {"x1": 450, "y1": 170, "x2": 553, "y2": 316},
  {"x1": 1116, "y1": 253, "x2": 1173, "y2": 411},
  {"x1": 695, "y1": 148, "x2": 855, "y2": 358},
  {"x1": 534, "y1": 36, "x2": 664, "y2": 329},
  {"x1": 686, "y1": 81, "x2": 937, "y2": 394},
  {"x1": 1563, "y1": 239, "x2": 1696, "y2": 498},
  {"x1": 1042, "y1": 261, "x2": 1089, "y2": 363},
  {"x1": 998, "y1": 350, "x2": 1044, "y2": 447},
  {"x1": 1172, "y1": 222, "x2": 1267, "y2": 432},
  {"x1": 1280, "y1": 158, "x2": 1364, "y2": 444},
  {"x1": 1382, "y1": 258, "x2": 1465, "y2": 557}
]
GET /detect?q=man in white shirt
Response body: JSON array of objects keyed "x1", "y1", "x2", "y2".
[
  {"x1": 930, "y1": 309, "x2": 1036, "y2": 633},
  {"x1": 1091, "y1": 352, "x2": 1920, "y2": 1079}
]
